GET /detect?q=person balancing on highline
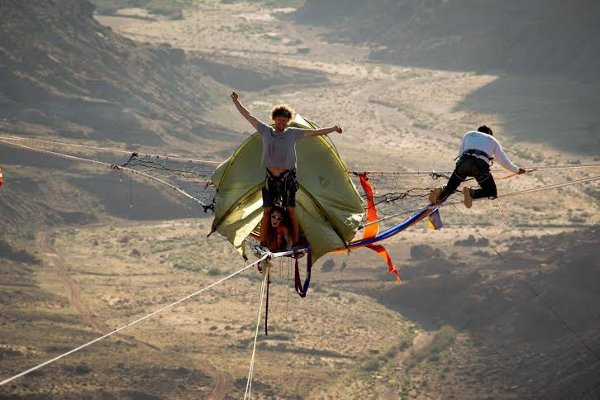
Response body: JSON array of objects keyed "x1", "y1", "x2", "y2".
[
  {"x1": 231, "y1": 91, "x2": 343, "y2": 248},
  {"x1": 429, "y1": 125, "x2": 526, "y2": 208}
]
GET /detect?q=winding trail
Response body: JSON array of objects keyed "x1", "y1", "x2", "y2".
[
  {"x1": 36, "y1": 231, "x2": 151, "y2": 348},
  {"x1": 36, "y1": 230, "x2": 233, "y2": 399}
]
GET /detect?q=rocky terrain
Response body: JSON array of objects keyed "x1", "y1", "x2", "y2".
[
  {"x1": 296, "y1": 0, "x2": 600, "y2": 81},
  {"x1": 1, "y1": 1, "x2": 599, "y2": 399}
]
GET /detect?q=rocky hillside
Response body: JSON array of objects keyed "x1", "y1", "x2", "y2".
[
  {"x1": 295, "y1": 0, "x2": 600, "y2": 80},
  {"x1": 0, "y1": 0, "x2": 232, "y2": 236},
  {"x1": 0, "y1": 0, "x2": 329, "y2": 235},
  {"x1": 0, "y1": 0, "x2": 230, "y2": 147},
  {"x1": 369, "y1": 228, "x2": 600, "y2": 398}
]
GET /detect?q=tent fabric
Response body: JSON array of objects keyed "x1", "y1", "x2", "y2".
[{"x1": 211, "y1": 114, "x2": 364, "y2": 263}]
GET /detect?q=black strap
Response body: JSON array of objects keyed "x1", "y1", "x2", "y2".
[
  {"x1": 463, "y1": 149, "x2": 493, "y2": 161},
  {"x1": 265, "y1": 169, "x2": 296, "y2": 197},
  {"x1": 294, "y1": 249, "x2": 312, "y2": 298},
  {"x1": 266, "y1": 168, "x2": 294, "y2": 181}
]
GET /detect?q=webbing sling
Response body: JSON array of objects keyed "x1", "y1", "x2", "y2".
[
  {"x1": 356, "y1": 172, "x2": 401, "y2": 283},
  {"x1": 294, "y1": 249, "x2": 312, "y2": 298},
  {"x1": 264, "y1": 269, "x2": 271, "y2": 335}
]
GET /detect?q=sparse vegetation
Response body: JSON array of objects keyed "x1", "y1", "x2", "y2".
[
  {"x1": 405, "y1": 326, "x2": 457, "y2": 370},
  {"x1": 0, "y1": 239, "x2": 39, "y2": 264},
  {"x1": 91, "y1": 0, "x2": 197, "y2": 19},
  {"x1": 220, "y1": 0, "x2": 304, "y2": 7},
  {"x1": 361, "y1": 356, "x2": 381, "y2": 371},
  {"x1": 2, "y1": 0, "x2": 599, "y2": 399}
]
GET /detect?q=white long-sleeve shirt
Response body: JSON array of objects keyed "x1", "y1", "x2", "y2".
[{"x1": 458, "y1": 131, "x2": 520, "y2": 173}]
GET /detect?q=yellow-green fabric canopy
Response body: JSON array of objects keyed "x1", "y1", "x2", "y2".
[{"x1": 210, "y1": 114, "x2": 364, "y2": 263}]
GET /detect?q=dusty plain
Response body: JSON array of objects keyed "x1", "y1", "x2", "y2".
[{"x1": 1, "y1": 1, "x2": 599, "y2": 399}]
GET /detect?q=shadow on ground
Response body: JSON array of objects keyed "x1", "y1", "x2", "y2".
[
  {"x1": 455, "y1": 76, "x2": 600, "y2": 156},
  {"x1": 363, "y1": 228, "x2": 600, "y2": 398}
]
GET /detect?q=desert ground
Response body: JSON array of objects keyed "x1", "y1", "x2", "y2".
[{"x1": 1, "y1": 2, "x2": 599, "y2": 399}]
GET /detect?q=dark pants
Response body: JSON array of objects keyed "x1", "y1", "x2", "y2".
[
  {"x1": 439, "y1": 156, "x2": 497, "y2": 202},
  {"x1": 262, "y1": 169, "x2": 298, "y2": 207}
]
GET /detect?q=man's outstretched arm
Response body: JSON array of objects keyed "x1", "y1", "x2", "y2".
[
  {"x1": 231, "y1": 91, "x2": 260, "y2": 131},
  {"x1": 300, "y1": 125, "x2": 343, "y2": 138},
  {"x1": 494, "y1": 142, "x2": 523, "y2": 173}
]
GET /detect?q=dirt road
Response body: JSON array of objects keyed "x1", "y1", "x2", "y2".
[
  {"x1": 37, "y1": 231, "x2": 119, "y2": 336},
  {"x1": 36, "y1": 230, "x2": 233, "y2": 399}
]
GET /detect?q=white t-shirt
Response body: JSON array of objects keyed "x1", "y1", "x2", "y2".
[{"x1": 459, "y1": 131, "x2": 520, "y2": 173}]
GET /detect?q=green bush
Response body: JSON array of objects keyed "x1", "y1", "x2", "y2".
[
  {"x1": 385, "y1": 346, "x2": 399, "y2": 359},
  {"x1": 220, "y1": 0, "x2": 305, "y2": 7},
  {"x1": 398, "y1": 336, "x2": 412, "y2": 351},
  {"x1": 361, "y1": 356, "x2": 380, "y2": 371},
  {"x1": 405, "y1": 325, "x2": 457, "y2": 369},
  {"x1": 91, "y1": 0, "x2": 195, "y2": 19},
  {"x1": 146, "y1": 0, "x2": 185, "y2": 19},
  {"x1": 428, "y1": 325, "x2": 457, "y2": 354}
]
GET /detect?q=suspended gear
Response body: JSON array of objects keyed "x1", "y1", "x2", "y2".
[
  {"x1": 294, "y1": 248, "x2": 312, "y2": 298},
  {"x1": 2, "y1": 133, "x2": 600, "y2": 395},
  {"x1": 352, "y1": 173, "x2": 400, "y2": 283},
  {"x1": 427, "y1": 209, "x2": 444, "y2": 230},
  {"x1": 210, "y1": 113, "x2": 363, "y2": 265},
  {"x1": 436, "y1": 154, "x2": 497, "y2": 204},
  {"x1": 263, "y1": 168, "x2": 298, "y2": 208},
  {"x1": 462, "y1": 149, "x2": 494, "y2": 164},
  {"x1": 4, "y1": 130, "x2": 596, "y2": 289}
]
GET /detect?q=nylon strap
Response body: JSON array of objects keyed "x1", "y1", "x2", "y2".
[
  {"x1": 294, "y1": 249, "x2": 312, "y2": 298},
  {"x1": 357, "y1": 172, "x2": 380, "y2": 239},
  {"x1": 366, "y1": 243, "x2": 401, "y2": 283},
  {"x1": 358, "y1": 173, "x2": 401, "y2": 283}
]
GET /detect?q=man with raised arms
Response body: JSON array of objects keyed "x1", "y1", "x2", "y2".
[{"x1": 231, "y1": 91, "x2": 342, "y2": 247}]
